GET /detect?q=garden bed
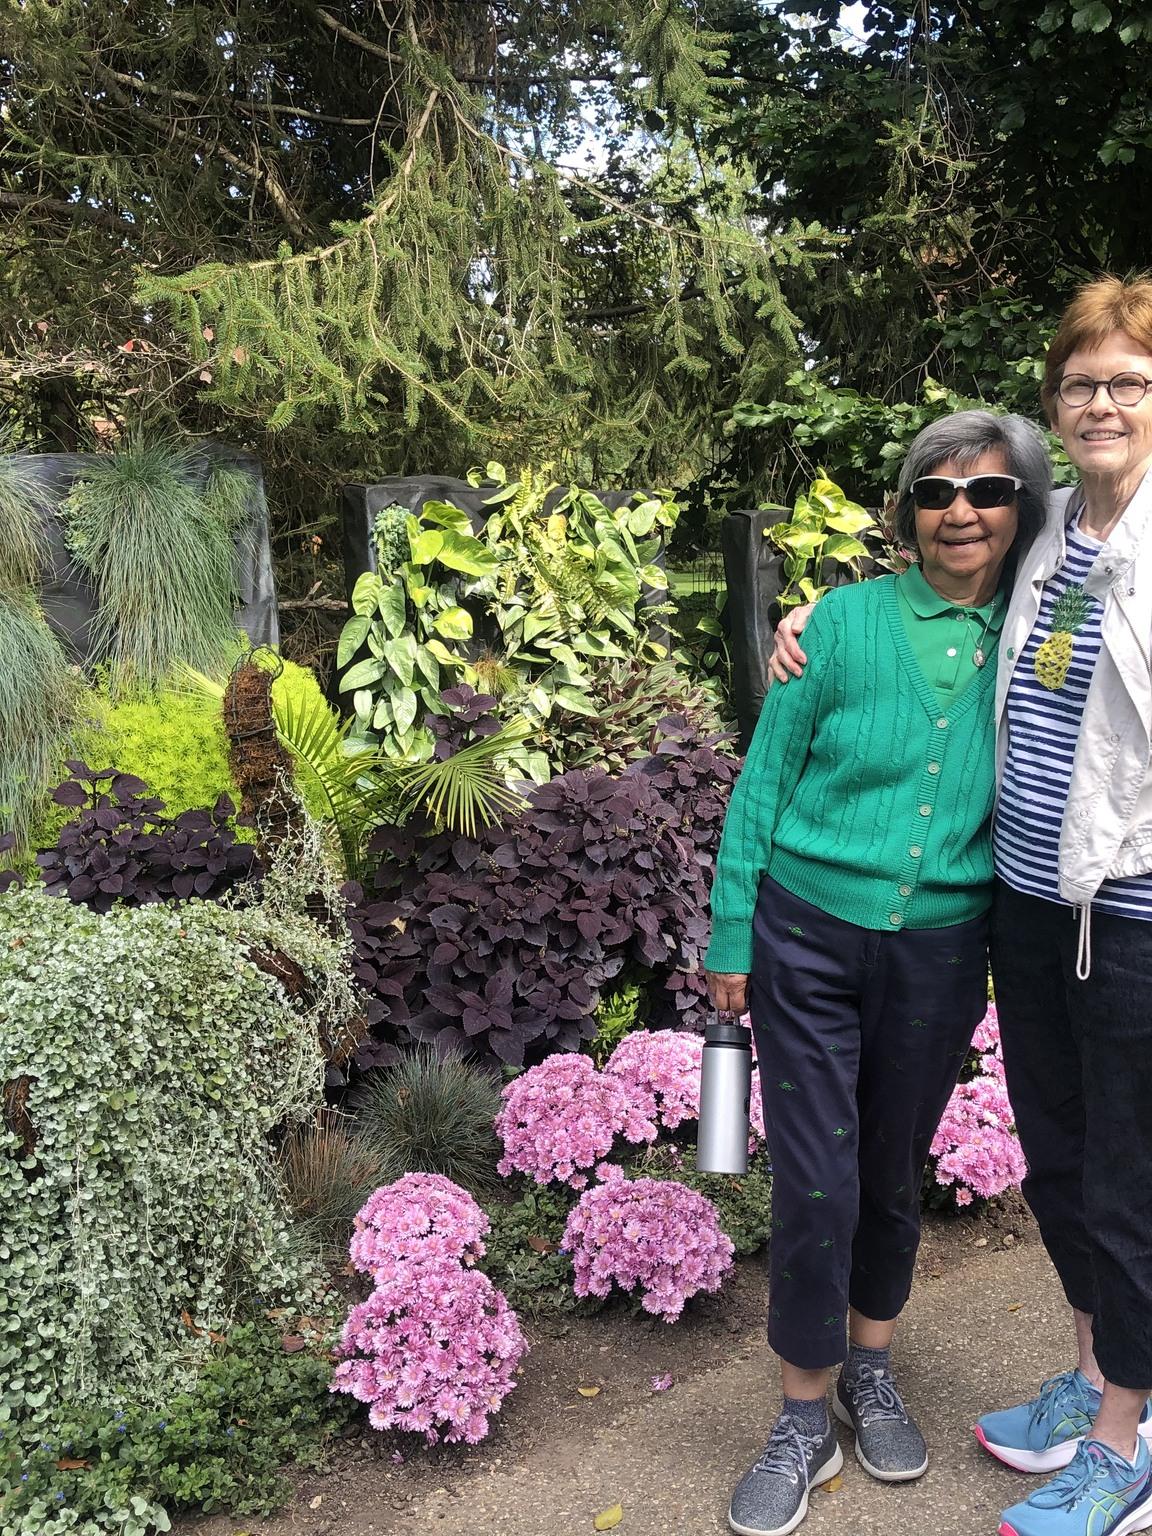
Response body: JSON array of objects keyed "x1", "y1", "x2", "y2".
[{"x1": 178, "y1": 1199, "x2": 1037, "y2": 1536}]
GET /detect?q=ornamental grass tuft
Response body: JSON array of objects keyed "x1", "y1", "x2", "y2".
[
  {"x1": 354, "y1": 1048, "x2": 503, "y2": 1193},
  {"x1": 60, "y1": 436, "x2": 247, "y2": 690},
  {"x1": 0, "y1": 597, "x2": 81, "y2": 852},
  {"x1": 278, "y1": 1110, "x2": 385, "y2": 1257}
]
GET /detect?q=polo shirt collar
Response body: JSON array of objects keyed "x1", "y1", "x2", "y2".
[{"x1": 898, "y1": 562, "x2": 1005, "y2": 629}]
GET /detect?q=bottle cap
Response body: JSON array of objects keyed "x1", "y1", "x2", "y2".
[{"x1": 705, "y1": 1012, "x2": 752, "y2": 1046}]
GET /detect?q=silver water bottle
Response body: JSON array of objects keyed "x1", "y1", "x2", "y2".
[{"x1": 695, "y1": 1010, "x2": 753, "y2": 1175}]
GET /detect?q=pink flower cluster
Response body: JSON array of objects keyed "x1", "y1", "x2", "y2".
[
  {"x1": 929, "y1": 1005, "x2": 1027, "y2": 1208},
  {"x1": 606, "y1": 1027, "x2": 766, "y2": 1144},
  {"x1": 332, "y1": 1173, "x2": 527, "y2": 1444},
  {"x1": 495, "y1": 1053, "x2": 653, "y2": 1188},
  {"x1": 497, "y1": 1031, "x2": 767, "y2": 1188},
  {"x1": 562, "y1": 1173, "x2": 734, "y2": 1322},
  {"x1": 349, "y1": 1172, "x2": 490, "y2": 1280},
  {"x1": 331, "y1": 1259, "x2": 526, "y2": 1443}
]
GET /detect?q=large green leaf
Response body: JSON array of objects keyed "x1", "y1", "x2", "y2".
[
  {"x1": 409, "y1": 527, "x2": 445, "y2": 565},
  {"x1": 381, "y1": 632, "x2": 417, "y2": 685},
  {"x1": 377, "y1": 579, "x2": 408, "y2": 637},
  {"x1": 336, "y1": 615, "x2": 371, "y2": 667},
  {"x1": 341, "y1": 657, "x2": 386, "y2": 690},
  {"x1": 822, "y1": 533, "x2": 870, "y2": 562},
  {"x1": 350, "y1": 570, "x2": 384, "y2": 618},
  {"x1": 434, "y1": 529, "x2": 498, "y2": 577},
  {"x1": 433, "y1": 605, "x2": 474, "y2": 639}
]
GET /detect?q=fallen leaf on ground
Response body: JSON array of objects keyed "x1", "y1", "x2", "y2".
[
  {"x1": 282, "y1": 1334, "x2": 307, "y2": 1352},
  {"x1": 649, "y1": 1374, "x2": 674, "y2": 1392},
  {"x1": 55, "y1": 1457, "x2": 90, "y2": 1470},
  {"x1": 593, "y1": 1504, "x2": 623, "y2": 1530},
  {"x1": 527, "y1": 1235, "x2": 556, "y2": 1254},
  {"x1": 309, "y1": 1494, "x2": 323, "y2": 1509},
  {"x1": 822, "y1": 1474, "x2": 844, "y2": 1493},
  {"x1": 1006, "y1": 1302, "x2": 1022, "y2": 1312},
  {"x1": 577, "y1": 1385, "x2": 601, "y2": 1398}
]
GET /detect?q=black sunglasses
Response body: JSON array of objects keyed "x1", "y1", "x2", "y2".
[{"x1": 911, "y1": 474, "x2": 1023, "y2": 511}]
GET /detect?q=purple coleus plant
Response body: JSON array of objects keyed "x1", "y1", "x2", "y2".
[
  {"x1": 33, "y1": 762, "x2": 258, "y2": 913},
  {"x1": 344, "y1": 692, "x2": 739, "y2": 1070}
]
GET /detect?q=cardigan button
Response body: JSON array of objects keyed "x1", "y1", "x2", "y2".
[
  {"x1": 927, "y1": 763, "x2": 940, "y2": 774},
  {"x1": 909, "y1": 846, "x2": 922, "y2": 857},
  {"x1": 919, "y1": 805, "x2": 932, "y2": 816},
  {"x1": 936, "y1": 718, "x2": 949, "y2": 729},
  {"x1": 889, "y1": 913, "x2": 904, "y2": 926},
  {"x1": 899, "y1": 884, "x2": 912, "y2": 897}
]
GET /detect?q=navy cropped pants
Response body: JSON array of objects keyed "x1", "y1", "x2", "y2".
[
  {"x1": 990, "y1": 881, "x2": 1152, "y2": 1390},
  {"x1": 750, "y1": 877, "x2": 988, "y2": 1370}
]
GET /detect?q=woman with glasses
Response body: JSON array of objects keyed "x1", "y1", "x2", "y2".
[
  {"x1": 770, "y1": 276, "x2": 1152, "y2": 1536},
  {"x1": 705, "y1": 411, "x2": 1052, "y2": 1536}
]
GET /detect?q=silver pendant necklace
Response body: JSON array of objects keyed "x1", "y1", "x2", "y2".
[{"x1": 963, "y1": 608, "x2": 996, "y2": 669}]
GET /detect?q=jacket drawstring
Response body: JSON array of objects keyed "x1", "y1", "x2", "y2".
[{"x1": 1075, "y1": 903, "x2": 1093, "y2": 981}]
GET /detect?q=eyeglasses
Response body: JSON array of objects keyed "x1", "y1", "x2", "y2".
[
  {"x1": 1057, "y1": 372, "x2": 1152, "y2": 408},
  {"x1": 911, "y1": 474, "x2": 1023, "y2": 511}
]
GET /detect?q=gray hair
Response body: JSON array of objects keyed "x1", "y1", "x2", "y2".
[{"x1": 893, "y1": 411, "x2": 1052, "y2": 554}]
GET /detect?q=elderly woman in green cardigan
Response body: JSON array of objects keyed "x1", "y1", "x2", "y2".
[{"x1": 705, "y1": 411, "x2": 1052, "y2": 1536}]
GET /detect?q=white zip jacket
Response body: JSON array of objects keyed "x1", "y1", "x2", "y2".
[{"x1": 995, "y1": 472, "x2": 1152, "y2": 971}]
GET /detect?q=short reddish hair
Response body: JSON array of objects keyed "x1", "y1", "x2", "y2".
[{"x1": 1043, "y1": 274, "x2": 1152, "y2": 422}]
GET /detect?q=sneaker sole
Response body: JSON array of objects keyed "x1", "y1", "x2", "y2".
[
  {"x1": 975, "y1": 1418, "x2": 1152, "y2": 1474},
  {"x1": 832, "y1": 1393, "x2": 928, "y2": 1483},
  {"x1": 727, "y1": 1442, "x2": 844, "y2": 1536},
  {"x1": 999, "y1": 1480, "x2": 1152, "y2": 1536}
]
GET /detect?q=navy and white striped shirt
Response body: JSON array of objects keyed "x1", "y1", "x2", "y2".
[{"x1": 994, "y1": 520, "x2": 1152, "y2": 920}]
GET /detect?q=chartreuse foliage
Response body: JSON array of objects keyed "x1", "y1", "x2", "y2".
[
  {"x1": 339, "y1": 467, "x2": 680, "y2": 773},
  {"x1": 0, "y1": 871, "x2": 355, "y2": 1435},
  {"x1": 763, "y1": 473, "x2": 891, "y2": 612}
]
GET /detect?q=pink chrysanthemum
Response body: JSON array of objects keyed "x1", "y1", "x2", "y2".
[
  {"x1": 349, "y1": 1173, "x2": 489, "y2": 1280},
  {"x1": 495, "y1": 1054, "x2": 652, "y2": 1188},
  {"x1": 561, "y1": 1176, "x2": 734, "y2": 1322},
  {"x1": 930, "y1": 1006, "x2": 1026, "y2": 1205},
  {"x1": 331, "y1": 1258, "x2": 527, "y2": 1444}
]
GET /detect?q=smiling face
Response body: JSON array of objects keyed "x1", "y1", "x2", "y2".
[
  {"x1": 914, "y1": 448, "x2": 1020, "y2": 601},
  {"x1": 1054, "y1": 329, "x2": 1152, "y2": 485}
]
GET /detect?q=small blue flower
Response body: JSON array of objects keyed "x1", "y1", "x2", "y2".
[
  {"x1": 157, "y1": 1421, "x2": 167, "y2": 1431},
  {"x1": 56, "y1": 1492, "x2": 66, "y2": 1503},
  {"x1": 226, "y1": 1427, "x2": 235, "y2": 1438},
  {"x1": 20, "y1": 1473, "x2": 28, "y2": 1482}
]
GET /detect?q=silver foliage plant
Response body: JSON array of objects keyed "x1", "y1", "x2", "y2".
[{"x1": 0, "y1": 847, "x2": 357, "y2": 1424}]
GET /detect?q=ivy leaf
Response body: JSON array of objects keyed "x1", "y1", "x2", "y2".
[
  {"x1": 350, "y1": 570, "x2": 384, "y2": 619},
  {"x1": 822, "y1": 533, "x2": 870, "y2": 562},
  {"x1": 594, "y1": 1504, "x2": 624, "y2": 1530},
  {"x1": 410, "y1": 528, "x2": 444, "y2": 565},
  {"x1": 377, "y1": 580, "x2": 407, "y2": 638},
  {"x1": 434, "y1": 530, "x2": 498, "y2": 578},
  {"x1": 1072, "y1": 2, "x2": 1112, "y2": 30},
  {"x1": 340, "y1": 658, "x2": 385, "y2": 691}
]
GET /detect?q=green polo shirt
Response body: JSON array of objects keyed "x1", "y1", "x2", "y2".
[{"x1": 894, "y1": 563, "x2": 1006, "y2": 705}]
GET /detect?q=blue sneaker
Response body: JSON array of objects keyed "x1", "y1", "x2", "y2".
[
  {"x1": 976, "y1": 1370, "x2": 1152, "y2": 1473},
  {"x1": 999, "y1": 1437, "x2": 1152, "y2": 1536}
]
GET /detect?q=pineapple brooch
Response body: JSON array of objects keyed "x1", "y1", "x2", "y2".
[{"x1": 1034, "y1": 584, "x2": 1092, "y2": 690}]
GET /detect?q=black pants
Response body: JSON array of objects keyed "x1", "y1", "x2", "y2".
[
  {"x1": 751, "y1": 877, "x2": 988, "y2": 1370},
  {"x1": 990, "y1": 880, "x2": 1152, "y2": 1391}
]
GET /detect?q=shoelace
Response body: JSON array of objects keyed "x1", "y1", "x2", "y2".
[
  {"x1": 1030, "y1": 1442, "x2": 1138, "y2": 1512},
  {"x1": 1028, "y1": 1370, "x2": 1093, "y2": 1435},
  {"x1": 849, "y1": 1367, "x2": 908, "y2": 1426},
  {"x1": 753, "y1": 1415, "x2": 824, "y2": 1485}
]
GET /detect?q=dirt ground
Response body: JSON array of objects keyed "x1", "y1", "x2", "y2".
[{"x1": 179, "y1": 1196, "x2": 1041, "y2": 1536}]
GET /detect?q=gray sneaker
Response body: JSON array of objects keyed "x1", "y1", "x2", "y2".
[
  {"x1": 728, "y1": 1412, "x2": 844, "y2": 1536},
  {"x1": 833, "y1": 1365, "x2": 928, "y2": 1482}
]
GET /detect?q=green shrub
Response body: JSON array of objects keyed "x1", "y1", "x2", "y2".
[
  {"x1": 0, "y1": 1318, "x2": 352, "y2": 1536},
  {"x1": 0, "y1": 859, "x2": 357, "y2": 1429},
  {"x1": 480, "y1": 1184, "x2": 580, "y2": 1317},
  {"x1": 354, "y1": 1049, "x2": 503, "y2": 1192},
  {"x1": 588, "y1": 979, "x2": 644, "y2": 1066}
]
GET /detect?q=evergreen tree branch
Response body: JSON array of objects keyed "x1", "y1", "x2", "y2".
[{"x1": 0, "y1": 189, "x2": 133, "y2": 230}]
